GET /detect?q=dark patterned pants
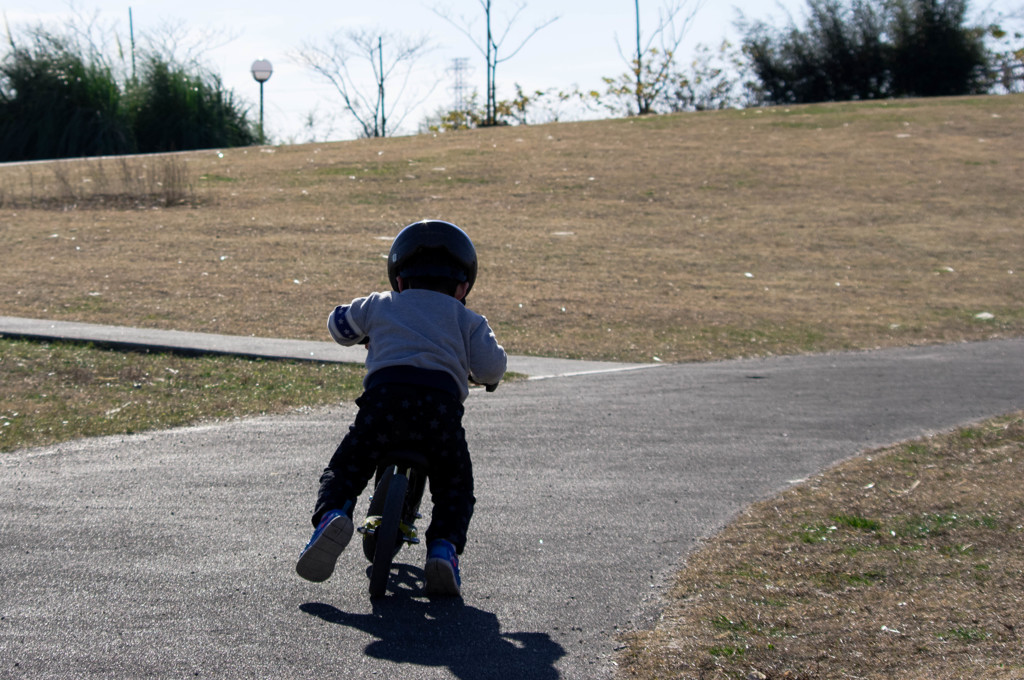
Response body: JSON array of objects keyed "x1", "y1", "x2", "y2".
[{"x1": 313, "y1": 383, "x2": 475, "y2": 554}]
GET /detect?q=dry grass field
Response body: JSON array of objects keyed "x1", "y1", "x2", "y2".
[
  {"x1": 618, "y1": 412, "x2": 1024, "y2": 679},
  {"x1": 2, "y1": 95, "x2": 1022, "y2": 679},
  {"x1": 1, "y1": 94, "x2": 1021, "y2": 361}
]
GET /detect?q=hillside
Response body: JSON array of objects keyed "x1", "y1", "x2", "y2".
[{"x1": 1, "y1": 95, "x2": 1021, "y2": 362}]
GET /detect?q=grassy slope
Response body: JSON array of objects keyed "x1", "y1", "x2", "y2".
[{"x1": 0, "y1": 95, "x2": 1021, "y2": 362}]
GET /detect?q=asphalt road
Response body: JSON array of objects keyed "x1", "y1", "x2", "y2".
[{"x1": 2, "y1": 339, "x2": 1022, "y2": 679}]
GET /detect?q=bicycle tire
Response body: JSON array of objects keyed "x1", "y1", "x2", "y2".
[
  {"x1": 362, "y1": 466, "x2": 394, "y2": 562},
  {"x1": 369, "y1": 467, "x2": 407, "y2": 598}
]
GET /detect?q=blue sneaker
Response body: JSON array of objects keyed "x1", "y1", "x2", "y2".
[
  {"x1": 424, "y1": 539, "x2": 461, "y2": 596},
  {"x1": 296, "y1": 509, "x2": 353, "y2": 582}
]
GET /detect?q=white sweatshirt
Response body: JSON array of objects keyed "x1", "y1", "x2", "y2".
[{"x1": 328, "y1": 289, "x2": 507, "y2": 402}]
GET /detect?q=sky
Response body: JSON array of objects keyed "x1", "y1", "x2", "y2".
[{"x1": 4, "y1": 0, "x2": 1021, "y2": 143}]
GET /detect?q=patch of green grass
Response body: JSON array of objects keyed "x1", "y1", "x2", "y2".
[
  {"x1": 57, "y1": 294, "x2": 111, "y2": 315},
  {"x1": 843, "y1": 570, "x2": 886, "y2": 586},
  {"x1": 939, "y1": 627, "x2": 991, "y2": 642},
  {"x1": 313, "y1": 162, "x2": 407, "y2": 178},
  {"x1": 707, "y1": 644, "x2": 746, "y2": 658},
  {"x1": 940, "y1": 544, "x2": 976, "y2": 556},
  {"x1": 0, "y1": 338, "x2": 366, "y2": 453},
  {"x1": 895, "y1": 512, "x2": 963, "y2": 538},
  {"x1": 975, "y1": 515, "x2": 1000, "y2": 529},
  {"x1": 959, "y1": 427, "x2": 985, "y2": 441},
  {"x1": 894, "y1": 511, "x2": 1001, "y2": 539},
  {"x1": 711, "y1": 615, "x2": 752, "y2": 633},
  {"x1": 797, "y1": 515, "x2": 883, "y2": 543},
  {"x1": 831, "y1": 514, "x2": 882, "y2": 532},
  {"x1": 798, "y1": 522, "x2": 836, "y2": 543}
]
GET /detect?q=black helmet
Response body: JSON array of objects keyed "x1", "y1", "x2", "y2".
[{"x1": 387, "y1": 220, "x2": 478, "y2": 294}]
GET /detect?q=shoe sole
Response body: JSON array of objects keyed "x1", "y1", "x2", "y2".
[
  {"x1": 424, "y1": 557, "x2": 461, "y2": 596},
  {"x1": 295, "y1": 515, "x2": 353, "y2": 582}
]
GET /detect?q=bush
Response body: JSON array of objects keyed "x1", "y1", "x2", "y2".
[
  {"x1": 888, "y1": 0, "x2": 990, "y2": 96},
  {"x1": 128, "y1": 58, "x2": 257, "y2": 153},
  {"x1": 742, "y1": 0, "x2": 990, "y2": 104},
  {"x1": 0, "y1": 33, "x2": 133, "y2": 161},
  {"x1": 0, "y1": 31, "x2": 256, "y2": 161}
]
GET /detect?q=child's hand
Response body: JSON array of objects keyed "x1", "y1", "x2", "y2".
[{"x1": 470, "y1": 377, "x2": 499, "y2": 392}]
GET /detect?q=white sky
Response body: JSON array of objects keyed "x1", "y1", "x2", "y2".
[{"x1": 3, "y1": 0, "x2": 1020, "y2": 143}]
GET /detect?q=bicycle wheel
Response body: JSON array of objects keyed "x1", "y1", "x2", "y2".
[
  {"x1": 362, "y1": 466, "x2": 394, "y2": 562},
  {"x1": 369, "y1": 467, "x2": 407, "y2": 598}
]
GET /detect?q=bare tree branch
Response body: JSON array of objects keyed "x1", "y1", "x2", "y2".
[
  {"x1": 136, "y1": 18, "x2": 240, "y2": 73},
  {"x1": 433, "y1": 0, "x2": 558, "y2": 125},
  {"x1": 613, "y1": 0, "x2": 708, "y2": 114},
  {"x1": 294, "y1": 28, "x2": 435, "y2": 138}
]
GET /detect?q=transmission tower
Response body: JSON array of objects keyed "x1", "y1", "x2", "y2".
[{"x1": 449, "y1": 57, "x2": 471, "y2": 112}]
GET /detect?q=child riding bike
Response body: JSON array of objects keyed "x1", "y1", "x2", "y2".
[{"x1": 296, "y1": 220, "x2": 507, "y2": 596}]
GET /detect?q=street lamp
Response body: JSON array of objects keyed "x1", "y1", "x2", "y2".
[{"x1": 250, "y1": 59, "x2": 273, "y2": 143}]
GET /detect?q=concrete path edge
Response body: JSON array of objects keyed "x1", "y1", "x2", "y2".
[{"x1": 0, "y1": 315, "x2": 661, "y2": 380}]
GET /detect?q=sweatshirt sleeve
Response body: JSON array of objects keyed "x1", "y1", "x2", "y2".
[
  {"x1": 468, "y1": 317, "x2": 507, "y2": 386},
  {"x1": 327, "y1": 300, "x2": 368, "y2": 346}
]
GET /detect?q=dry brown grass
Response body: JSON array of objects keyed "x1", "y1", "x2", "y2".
[
  {"x1": 617, "y1": 413, "x2": 1024, "y2": 680},
  {"x1": 1, "y1": 95, "x2": 1021, "y2": 362}
]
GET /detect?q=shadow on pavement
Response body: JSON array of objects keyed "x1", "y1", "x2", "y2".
[{"x1": 301, "y1": 566, "x2": 566, "y2": 679}]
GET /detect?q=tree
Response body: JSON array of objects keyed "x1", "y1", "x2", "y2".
[
  {"x1": 0, "y1": 12, "x2": 257, "y2": 160},
  {"x1": 592, "y1": 0, "x2": 707, "y2": 116},
  {"x1": 133, "y1": 17, "x2": 239, "y2": 78},
  {"x1": 128, "y1": 57, "x2": 256, "y2": 152},
  {"x1": 629, "y1": 0, "x2": 707, "y2": 114},
  {"x1": 740, "y1": 0, "x2": 990, "y2": 104},
  {"x1": 0, "y1": 31, "x2": 132, "y2": 161},
  {"x1": 434, "y1": 0, "x2": 558, "y2": 126},
  {"x1": 422, "y1": 84, "x2": 568, "y2": 131},
  {"x1": 888, "y1": 0, "x2": 989, "y2": 96},
  {"x1": 986, "y1": 5, "x2": 1024, "y2": 93},
  {"x1": 296, "y1": 29, "x2": 434, "y2": 138},
  {"x1": 986, "y1": 22, "x2": 1024, "y2": 93},
  {"x1": 741, "y1": 0, "x2": 890, "y2": 103},
  {"x1": 668, "y1": 40, "x2": 758, "y2": 112}
]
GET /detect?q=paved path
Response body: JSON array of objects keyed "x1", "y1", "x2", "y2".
[
  {"x1": 0, "y1": 315, "x2": 657, "y2": 380},
  {"x1": 1, "y1": 320, "x2": 1022, "y2": 679}
]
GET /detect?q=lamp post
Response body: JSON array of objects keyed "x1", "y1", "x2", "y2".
[{"x1": 250, "y1": 59, "x2": 273, "y2": 143}]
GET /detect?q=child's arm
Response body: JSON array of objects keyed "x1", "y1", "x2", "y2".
[
  {"x1": 327, "y1": 304, "x2": 368, "y2": 346},
  {"x1": 468, "y1": 320, "x2": 507, "y2": 387}
]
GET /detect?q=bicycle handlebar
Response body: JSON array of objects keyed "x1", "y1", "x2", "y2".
[{"x1": 470, "y1": 378, "x2": 499, "y2": 392}]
